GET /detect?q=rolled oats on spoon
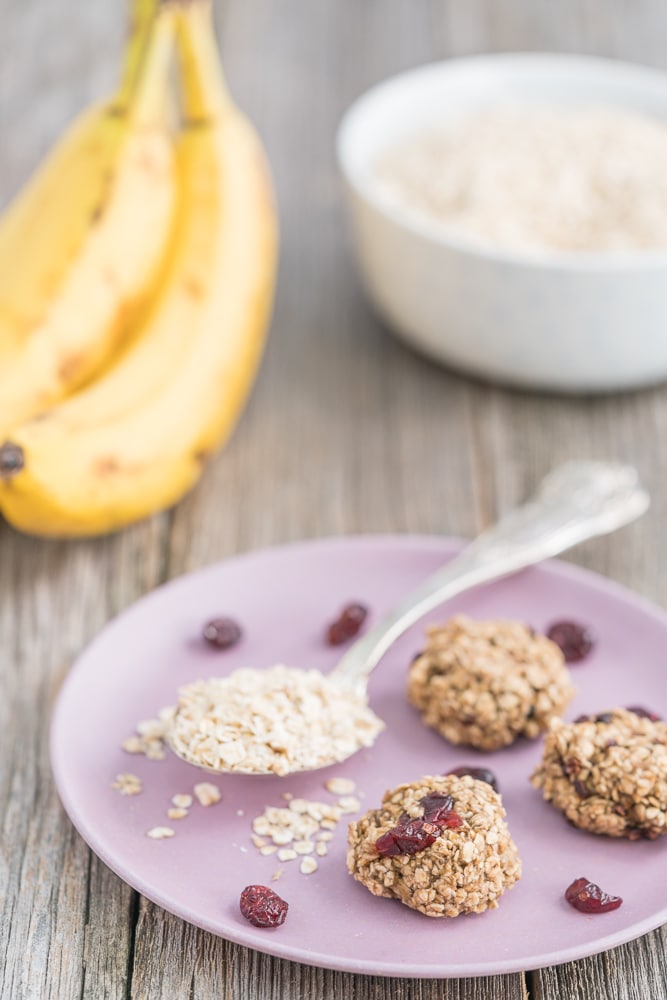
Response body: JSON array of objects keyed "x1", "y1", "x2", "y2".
[{"x1": 167, "y1": 664, "x2": 384, "y2": 777}]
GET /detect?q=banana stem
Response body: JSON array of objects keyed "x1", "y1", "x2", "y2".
[
  {"x1": 173, "y1": 0, "x2": 230, "y2": 124},
  {"x1": 113, "y1": 0, "x2": 160, "y2": 114},
  {"x1": 124, "y1": 4, "x2": 178, "y2": 127}
]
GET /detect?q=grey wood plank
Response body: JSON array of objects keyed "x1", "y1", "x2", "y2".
[
  {"x1": 0, "y1": 527, "x2": 172, "y2": 1000},
  {"x1": 0, "y1": 0, "x2": 169, "y2": 992},
  {"x1": 131, "y1": 901, "x2": 529, "y2": 1000},
  {"x1": 533, "y1": 931, "x2": 667, "y2": 1000}
]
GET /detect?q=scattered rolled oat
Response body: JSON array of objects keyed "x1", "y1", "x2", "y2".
[
  {"x1": 293, "y1": 840, "x2": 315, "y2": 855},
  {"x1": 338, "y1": 796, "x2": 361, "y2": 814},
  {"x1": 111, "y1": 773, "x2": 142, "y2": 796},
  {"x1": 249, "y1": 791, "x2": 361, "y2": 872},
  {"x1": 531, "y1": 708, "x2": 667, "y2": 839},
  {"x1": 167, "y1": 665, "x2": 384, "y2": 776},
  {"x1": 193, "y1": 782, "x2": 222, "y2": 807},
  {"x1": 271, "y1": 869, "x2": 284, "y2": 881},
  {"x1": 407, "y1": 615, "x2": 575, "y2": 751},
  {"x1": 277, "y1": 848, "x2": 298, "y2": 862},
  {"x1": 172, "y1": 793, "x2": 193, "y2": 809},
  {"x1": 347, "y1": 774, "x2": 521, "y2": 918},
  {"x1": 167, "y1": 807, "x2": 188, "y2": 820},
  {"x1": 300, "y1": 857, "x2": 318, "y2": 875},
  {"x1": 122, "y1": 707, "x2": 175, "y2": 760},
  {"x1": 325, "y1": 777, "x2": 356, "y2": 796},
  {"x1": 147, "y1": 826, "x2": 175, "y2": 840},
  {"x1": 252, "y1": 799, "x2": 343, "y2": 851},
  {"x1": 272, "y1": 829, "x2": 295, "y2": 846}
]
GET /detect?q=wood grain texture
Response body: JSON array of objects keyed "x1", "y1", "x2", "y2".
[{"x1": 1, "y1": 0, "x2": 667, "y2": 997}]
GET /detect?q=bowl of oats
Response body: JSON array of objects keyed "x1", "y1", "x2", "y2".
[{"x1": 337, "y1": 53, "x2": 667, "y2": 393}]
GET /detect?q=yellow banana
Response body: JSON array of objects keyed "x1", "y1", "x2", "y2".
[
  {"x1": 0, "y1": 0, "x2": 175, "y2": 436},
  {"x1": 0, "y1": 0, "x2": 278, "y2": 538},
  {"x1": 0, "y1": 0, "x2": 159, "y2": 350}
]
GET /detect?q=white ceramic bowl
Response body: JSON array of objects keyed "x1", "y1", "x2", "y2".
[{"x1": 337, "y1": 53, "x2": 667, "y2": 393}]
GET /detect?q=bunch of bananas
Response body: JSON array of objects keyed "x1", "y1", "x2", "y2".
[{"x1": 0, "y1": 0, "x2": 278, "y2": 537}]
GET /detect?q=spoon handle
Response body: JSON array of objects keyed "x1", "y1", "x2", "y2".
[{"x1": 331, "y1": 461, "x2": 649, "y2": 692}]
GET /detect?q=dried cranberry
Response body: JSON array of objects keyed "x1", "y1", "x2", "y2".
[
  {"x1": 574, "y1": 714, "x2": 591, "y2": 724},
  {"x1": 239, "y1": 885, "x2": 288, "y2": 928},
  {"x1": 594, "y1": 712, "x2": 615, "y2": 725},
  {"x1": 546, "y1": 621, "x2": 595, "y2": 663},
  {"x1": 562, "y1": 756, "x2": 581, "y2": 776},
  {"x1": 326, "y1": 602, "x2": 368, "y2": 645},
  {"x1": 564, "y1": 877, "x2": 622, "y2": 914},
  {"x1": 574, "y1": 780, "x2": 591, "y2": 799},
  {"x1": 203, "y1": 617, "x2": 242, "y2": 649},
  {"x1": 626, "y1": 705, "x2": 663, "y2": 722},
  {"x1": 446, "y1": 766, "x2": 499, "y2": 793},
  {"x1": 419, "y1": 792, "x2": 463, "y2": 828},
  {"x1": 375, "y1": 818, "x2": 440, "y2": 857}
]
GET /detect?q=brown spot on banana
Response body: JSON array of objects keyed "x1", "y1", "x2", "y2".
[
  {"x1": 103, "y1": 266, "x2": 119, "y2": 290},
  {"x1": 58, "y1": 353, "x2": 85, "y2": 383},
  {"x1": 138, "y1": 147, "x2": 167, "y2": 176},
  {"x1": 93, "y1": 456, "x2": 122, "y2": 477},
  {"x1": 183, "y1": 276, "x2": 204, "y2": 299},
  {"x1": 0, "y1": 442, "x2": 25, "y2": 480}
]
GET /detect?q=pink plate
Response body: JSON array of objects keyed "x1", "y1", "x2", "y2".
[{"x1": 50, "y1": 535, "x2": 667, "y2": 978}]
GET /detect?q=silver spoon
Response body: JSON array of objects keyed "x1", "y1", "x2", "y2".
[{"x1": 169, "y1": 461, "x2": 648, "y2": 775}]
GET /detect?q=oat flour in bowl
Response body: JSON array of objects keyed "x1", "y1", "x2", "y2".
[{"x1": 376, "y1": 106, "x2": 667, "y2": 254}]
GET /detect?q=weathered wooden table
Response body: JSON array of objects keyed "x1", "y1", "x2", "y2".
[{"x1": 3, "y1": 0, "x2": 667, "y2": 996}]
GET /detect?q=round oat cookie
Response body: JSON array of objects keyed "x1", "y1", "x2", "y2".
[
  {"x1": 346, "y1": 774, "x2": 521, "y2": 918},
  {"x1": 531, "y1": 708, "x2": 667, "y2": 839},
  {"x1": 406, "y1": 615, "x2": 575, "y2": 751}
]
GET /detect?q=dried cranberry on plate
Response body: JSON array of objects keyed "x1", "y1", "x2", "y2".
[
  {"x1": 546, "y1": 621, "x2": 595, "y2": 663},
  {"x1": 626, "y1": 705, "x2": 663, "y2": 721},
  {"x1": 202, "y1": 616, "x2": 243, "y2": 649},
  {"x1": 564, "y1": 877, "x2": 622, "y2": 914},
  {"x1": 326, "y1": 602, "x2": 368, "y2": 645},
  {"x1": 239, "y1": 884, "x2": 289, "y2": 928}
]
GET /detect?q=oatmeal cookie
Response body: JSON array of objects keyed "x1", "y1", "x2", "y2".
[
  {"x1": 407, "y1": 615, "x2": 575, "y2": 751},
  {"x1": 346, "y1": 774, "x2": 521, "y2": 918},
  {"x1": 531, "y1": 707, "x2": 667, "y2": 839}
]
